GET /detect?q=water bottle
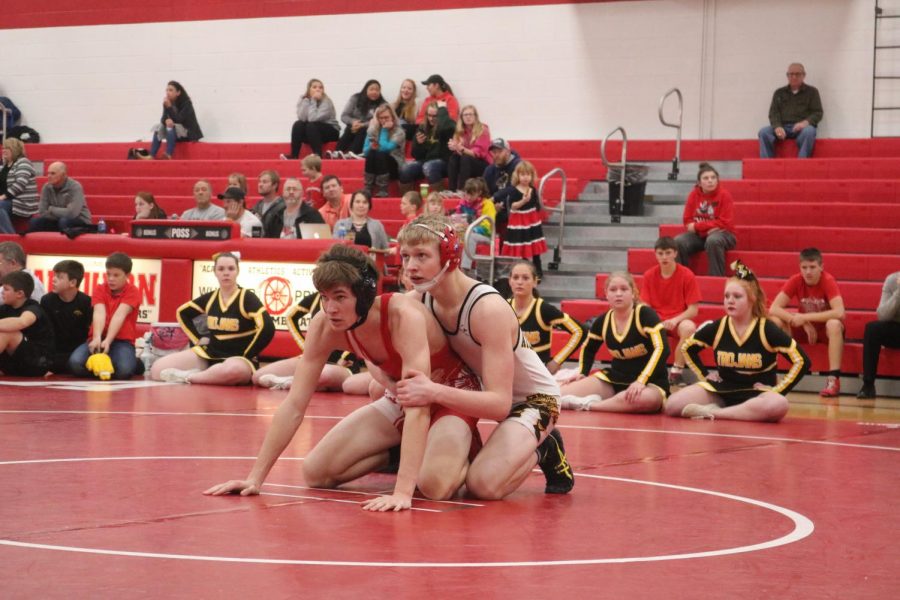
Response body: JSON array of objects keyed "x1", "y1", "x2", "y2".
[
  {"x1": 335, "y1": 223, "x2": 346, "y2": 240},
  {"x1": 97, "y1": 218, "x2": 107, "y2": 234}
]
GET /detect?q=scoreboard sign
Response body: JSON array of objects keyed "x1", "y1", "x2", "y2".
[{"x1": 131, "y1": 220, "x2": 235, "y2": 240}]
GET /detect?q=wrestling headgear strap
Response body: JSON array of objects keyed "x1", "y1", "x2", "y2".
[
  {"x1": 410, "y1": 222, "x2": 462, "y2": 293},
  {"x1": 325, "y1": 256, "x2": 379, "y2": 329}
]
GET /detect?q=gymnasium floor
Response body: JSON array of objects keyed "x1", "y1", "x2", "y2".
[{"x1": 1, "y1": 378, "x2": 898, "y2": 599}]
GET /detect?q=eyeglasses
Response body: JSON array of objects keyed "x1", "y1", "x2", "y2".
[{"x1": 786, "y1": 72, "x2": 804, "y2": 77}]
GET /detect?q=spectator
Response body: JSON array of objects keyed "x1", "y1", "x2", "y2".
[
  {"x1": 768, "y1": 247, "x2": 845, "y2": 397},
  {"x1": 251, "y1": 170, "x2": 283, "y2": 221},
  {"x1": 265, "y1": 177, "x2": 325, "y2": 239},
  {"x1": 641, "y1": 236, "x2": 701, "y2": 386},
  {"x1": 559, "y1": 272, "x2": 668, "y2": 413},
  {"x1": 219, "y1": 187, "x2": 262, "y2": 238},
  {"x1": 500, "y1": 161, "x2": 546, "y2": 279},
  {"x1": 0, "y1": 271, "x2": 54, "y2": 377},
  {"x1": 483, "y1": 137, "x2": 522, "y2": 196},
  {"x1": 363, "y1": 104, "x2": 406, "y2": 197},
  {"x1": 507, "y1": 260, "x2": 584, "y2": 375},
  {"x1": 666, "y1": 260, "x2": 810, "y2": 422},
  {"x1": 281, "y1": 78, "x2": 340, "y2": 159},
  {"x1": 0, "y1": 240, "x2": 45, "y2": 304},
  {"x1": 392, "y1": 78, "x2": 419, "y2": 142},
  {"x1": 227, "y1": 172, "x2": 248, "y2": 194},
  {"x1": 40, "y1": 259, "x2": 92, "y2": 374},
  {"x1": 300, "y1": 154, "x2": 325, "y2": 209},
  {"x1": 180, "y1": 179, "x2": 226, "y2": 220},
  {"x1": 333, "y1": 190, "x2": 389, "y2": 250},
  {"x1": 0, "y1": 96, "x2": 22, "y2": 131},
  {"x1": 69, "y1": 252, "x2": 143, "y2": 380},
  {"x1": 447, "y1": 105, "x2": 491, "y2": 191},
  {"x1": 416, "y1": 74, "x2": 460, "y2": 123},
  {"x1": 399, "y1": 190, "x2": 422, "y2": 224},
  {"x1": 318, "y1": 175, "x2": 351, "y2": 229},
  {"x1": 0, "y1": 138, "x2": 38, "y2": 233},
  {"x1": 456, "y1": 177, "x2": 496, "y2": 274},
  {"x1": 423, "y1": 191, "x2": 447, "y2": 216},
  {"x1": 335, "y1": 79, "x2": 386, "y2": 156},
  {"x1": 27, "y1": 162, "x2": 92, "y2": 233},
  {"x1": 675, "y1": 162, "x2": 736, "y2": 277},
  {"x1": 151, "y1": 252, "x2": 275, "y2": 385},
  {"x1": 759, "y1": 63, "x2": 823, "y2": 159},
  {"x1": 148, "y1": 80, "x2": 203, "y2": 160},
  {"x1": 133, "y1": 191, "x2": 166, "y2": 220},
  {"x1": 858, "y1": 272, "x2": 900, "y2": 399},
  {"x1": 399, "y1": 101, "x2": 455, "y2": 192}
]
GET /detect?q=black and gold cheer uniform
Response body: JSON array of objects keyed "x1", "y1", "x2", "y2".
[
  {"x1": 683, "y1": 317, "x2": 810, "y2": 405},
  {"x1": 177, "y1": 287, "x2": 275, "y2": 370},
  {"x1": 287, "y1": 292, "x2": 365, "y2": 373},
  {"x1": 578, "y1": 303, "x2": 670, "y2": 396},
  {"x1": 508, "y1": 296, "x2": 585, "y2": 365}
]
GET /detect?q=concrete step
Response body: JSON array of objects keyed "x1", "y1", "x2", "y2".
[
  {"x1": 543, "y1": 224, "x2": 659, "y2": 246},
  {"x1": 544, "y1": 248, "x2": 629, "y2": 269},
  {"x1": 556, "y1": 199, "x2": 683, "y2": 219}
]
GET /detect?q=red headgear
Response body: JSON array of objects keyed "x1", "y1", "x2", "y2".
[{"x1": 414, "y1": 222, "x2": 461, "y2": 272}]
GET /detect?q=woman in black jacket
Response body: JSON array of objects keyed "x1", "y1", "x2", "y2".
[
  {"x1": 149, "y1": 80, "x2": 203, "y2": 159},
  {"x1": 334, "y1": 79, "x2": 385, "y2": 156}
]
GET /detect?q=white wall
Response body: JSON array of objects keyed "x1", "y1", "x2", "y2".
[{"x1": 0, "y1": 0, "x2": 874, "y2": 142}]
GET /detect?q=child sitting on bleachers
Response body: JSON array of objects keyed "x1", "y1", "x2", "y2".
[
  {"x1": 768, "y1": 247, "x2": 845, "y2": 397},
  {"x1": 300, "y1": 154, "x2": 325, "y2": 209},
  {"x1": 423, "y1": 191, "x2": 447, "y2": 216},
  {"x1": 399, "y1": 191, "x2": 422, "y2": 223},
  {"x1": 456, "y1": 177, "x2": 495, "y2": 275}
]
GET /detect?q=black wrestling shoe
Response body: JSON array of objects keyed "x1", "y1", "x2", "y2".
[
  {"x1": 376, "y1": 444, "x2": 401, "y2": 474},
  {"x1": 537, "y1": 429, "x2": 574, "y2": 494},
  {"x1": 856, "y1": 384, "x2": 876, "y2": 399}
]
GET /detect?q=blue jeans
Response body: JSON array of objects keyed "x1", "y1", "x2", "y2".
[
  {"x1": 69, "y1": 340, "x2": 140, "y2": 380},
  {"x1": 758, "y1": 122, "x2": 817, "y2": 158},
  {"x1": 27, "y1": 215, "x2": 86, "y2": 232},
  {"x1": 0, "y1": 199, "x2": 13, "y2": 234},
  {"x1": 150, "y1": 126, "x2": 177, "y2": 158},
  {"x1": 399, "y1": 159, "x2": 447, "y2": 184}
]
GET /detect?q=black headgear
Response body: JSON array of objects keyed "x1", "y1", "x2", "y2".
[{"x1": 326, "y1": 255, "x2": 379, "y2": 329}]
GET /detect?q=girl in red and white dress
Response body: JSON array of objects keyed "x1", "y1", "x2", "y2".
[{"x1": 501, "y1": 161, "x2": 547, "y2": 278}]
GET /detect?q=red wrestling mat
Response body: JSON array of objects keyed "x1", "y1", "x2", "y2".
[{"x1": 1, "y1": 378, "x2": 898, "y2": 597}]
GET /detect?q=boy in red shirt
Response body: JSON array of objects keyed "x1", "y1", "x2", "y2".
[
  {"x1": 642, "y1": 237, "x2": 702, "y2": 385},
  {"x1": 769, "y1": 247, "x2": 845, "y2": 396},
  {"x1": 68, "y1": 252, "x2": 143, "y2": 379},
  {"x1": 300, "y1": 154, "x2": 325, "y2": 209}
]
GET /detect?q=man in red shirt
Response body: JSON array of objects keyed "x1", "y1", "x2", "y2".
[
  {"x1": 769, "y1": 247, "x2": 845, "y2": 397},
  {"x1": 68, "y1": 252, "x2": 143, "y2": 379},
  {"x1": 642, "y1": 237, "x2": 702, "y2": 385}
]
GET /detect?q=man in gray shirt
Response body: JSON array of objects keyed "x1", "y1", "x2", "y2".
[
  {"x1": 758, "y1": 63, "x2": 823, "y2": 158},
  {"x1": 180, "y1": 179, "x2": 226, "y2": 221},
  {"x1": 858, "y1": 272, "x2": 900, "y2": 399},
  {"x1": 27, "y1": 162, "x2": 92, "y2": 232}
]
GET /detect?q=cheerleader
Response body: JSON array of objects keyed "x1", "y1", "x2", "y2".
[
  {"x1": 150, "y1": 252, "x2": 275, "y2": 385},
  {"x1": 500, "y1": 161, "x2": 547, "y2": 278},
  {"x1": 559, "y1": 272, "x2": 670, "y2": 413},
  {"x1": 507, "y1": 260, "x2": 584, "y2": 375},
  {"x1": 665, "y1": 261, "x2": 810, "y2": 422},
  {"x1": 251, "y1": 291, "x2": 372, "y2": 395}
]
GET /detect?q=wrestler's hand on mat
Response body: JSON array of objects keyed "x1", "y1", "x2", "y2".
[
  {"x1": 624, "y1": 381, "x2": 645, "y2": 404},
  {"x1": 202, "y1": 479, "x2": 261, "y2": 496},
  {"x1": 396, "y1": 370, "x2": 435, "y2": 407},
  {"x1": 361, "y1": 493, "x2": 412, "y2": 512}
]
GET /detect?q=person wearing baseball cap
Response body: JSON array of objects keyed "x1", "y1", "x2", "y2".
[
  {"x1": 416, "y1": 74, "x2": 459, "y2": 124},
  {"x1": 219, "y1": 187, "x2": 262, "y2": 238},
  {"x1": 483, "y1": 137, "x2": 522, "y2": 231}
]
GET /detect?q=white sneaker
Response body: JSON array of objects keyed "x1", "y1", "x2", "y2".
[
  {"x1": 559, "y1": 394, "x2": 600, "y2": 411},
  {"x1": 346, "y1": 151, "x2": 365, "y2": 160},
  {"x1": 159, "y1": 368, "x2": 200, "y2": 384},
  {"x1": 681, "y1": 403, "x2": 717, "y2": 420},
  {"x1": 259, "y1": 374, "x2": 293, "y2": 390}
]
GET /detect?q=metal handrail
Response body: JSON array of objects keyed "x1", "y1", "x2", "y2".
[
  {"x1": 463, "y1": 215, "x2": 497, "y2": 284},
  {"x1": 600, "y1": 126, "x2": 627, "y2": 223},
  {"x1": 0, "y1": 107, "x2": 10, "y2": 142},
  {"x1": 538, "y1": 167, "x2": 567, "y2": 271},
  {"x1": 658, "y1": 87, "x2": 683, "y2": 180}
]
